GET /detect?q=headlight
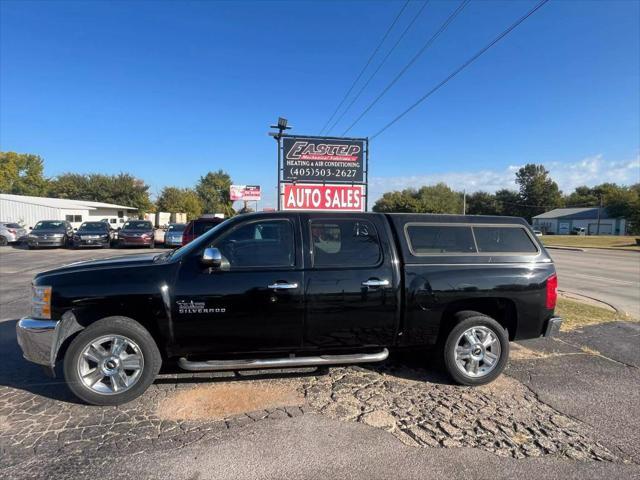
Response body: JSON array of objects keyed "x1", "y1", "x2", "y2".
[{"x1": 32, "y1": 286, "x2": 52, "y2": 319}]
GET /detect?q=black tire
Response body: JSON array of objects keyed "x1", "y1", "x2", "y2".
[
  {"x1": 103, "y1": 242, "x2": 110, "y2": 249},
  {"x1": 0, "y1": 236, "x2": 8, "y2": 246},
  {"x1": 443, "y1": 312, "x2": 509, "y2": 386},
  {"x1": 63, "y1": 316, "x2": 162, "y2": 406}
]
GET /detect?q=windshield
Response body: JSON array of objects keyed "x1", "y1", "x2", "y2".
[
  {"x1": 3, "y1": 223, "x2": 22, "y2": 229},
  {"x1": 168, "y1": 224, "x2": 186, "y2": 232},
  {"x1": 79, "y1": 222, "x2": 108, "y2": 232},
  {"x1": 122, "y1": 221, "x2": 153, "y2": 231},
  {"x1": 162, "y1": 219, "x2": 230, "y2": 262},
  {"x1": 33, "y1": 221, "x2": 65, "y2": 231}
]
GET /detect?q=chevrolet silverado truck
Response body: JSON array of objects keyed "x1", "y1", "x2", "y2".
[{"x1": 16, "y1": 212, "x2": 561, "y2": 405}]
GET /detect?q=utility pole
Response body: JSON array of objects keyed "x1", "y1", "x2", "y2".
[
  {"x1": 595, "y1": 195, "x2": 603, "y2": 236},
  {"x1": 462, "y1": 190, "x2": 466, "y2": 215}
]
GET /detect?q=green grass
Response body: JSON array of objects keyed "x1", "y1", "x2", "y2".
[
  {"x1": 541, "y1": 235, "x2": 640, "y2": 251},
  {"x1": 555, "y1": 297, "x2": 632, "y2": 331}
]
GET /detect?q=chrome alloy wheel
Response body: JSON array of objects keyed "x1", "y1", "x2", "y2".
[
  {"x1": 77, "y1": 335, "x2": 144, "y2": 395},
  {"x1": 454, "y1": 326, "x2": 501, "y2": 378}
]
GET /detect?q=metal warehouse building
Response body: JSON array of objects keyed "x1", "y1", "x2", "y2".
[
  {"x1": 532, "y1": 207, "x2": 627, "y2": 235},
  {"x1": 0, "y1": 193, "x2": 137, "y2": 229}
]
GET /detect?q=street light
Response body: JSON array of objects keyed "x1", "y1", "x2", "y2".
[
  {"x1": 269, "y1": 116, "x2": 292, "y2": 138},
  {"x1": 268, "y1": 117, "x2": 292, "y2": 211}
]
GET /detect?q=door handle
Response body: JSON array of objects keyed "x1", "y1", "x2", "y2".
[
  {"x1": 268, "y1": 282, "x2": 299, "y2": 290},
  {"x1": 362, "y1": 279, "x2": 390, "y2": 288}
]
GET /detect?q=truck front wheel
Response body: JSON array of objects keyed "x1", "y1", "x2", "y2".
[
  {"x1": 63, "y1": 316, "x2": 162, "y2": 406},
  {"x1": 443, "y1": 313, "x2": 509, "y2": 386}
]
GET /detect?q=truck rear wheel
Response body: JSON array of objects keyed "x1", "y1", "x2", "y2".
[
  {"x1": 443, "y1": 312, "x2": 509, "y2": 386},
  {"x1": 63, "y1": 316, "x2": 161, "y2": 406}
]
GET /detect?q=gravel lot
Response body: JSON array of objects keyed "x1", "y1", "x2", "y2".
[{"x1": 0, "y1": 245, "x2": 638, "y2": 478}]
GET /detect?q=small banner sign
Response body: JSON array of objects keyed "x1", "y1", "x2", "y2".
[
  {"x1": 281, "y1": 183, "x2": 365, "y2": 212},
  {"x1": 282, "y1": 136, "x2": 364, "y2": 183},
  {"x1": 230, "y1": 185, "x2": 261, "y2": 201}
]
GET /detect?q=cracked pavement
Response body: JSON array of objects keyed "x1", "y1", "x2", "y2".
[{"x1": 1, "y1": 246, "x2": 639, "y2": 479}]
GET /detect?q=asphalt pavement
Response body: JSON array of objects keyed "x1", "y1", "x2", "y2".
[{"x1": 548, "y1": 248, "x2": 640, "y2": 318}]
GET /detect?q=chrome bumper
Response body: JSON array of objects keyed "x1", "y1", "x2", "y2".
[
  {"x1": 16, "y1": 313, "x2": 84, "y2": 374},
  {"x1": 544, "y1": 317, "x2": 563, "y2": 337}
]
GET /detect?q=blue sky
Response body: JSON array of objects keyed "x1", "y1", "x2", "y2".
[{"x1": 1, "y1": 0, "x2": 639, "y2": 209}]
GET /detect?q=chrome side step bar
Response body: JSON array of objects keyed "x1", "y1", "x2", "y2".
[{"x1": 178, "y1": 348, "x2": 389, "y2": 372}]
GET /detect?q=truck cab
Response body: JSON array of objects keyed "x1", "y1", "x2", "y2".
[{"x1": 16, "y1": 212, "x2": 560, "y2": 405}]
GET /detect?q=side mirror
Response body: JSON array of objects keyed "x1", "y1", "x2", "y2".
[{"x1": 201, "y1": 247, "x2": 222, "y2": 269}]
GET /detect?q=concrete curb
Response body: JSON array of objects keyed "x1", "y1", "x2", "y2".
[{"x1": 558, "y1": 290, "x2": 620, "y2": 315}]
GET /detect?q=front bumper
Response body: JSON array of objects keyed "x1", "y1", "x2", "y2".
[
  {"x1": 28, "y1": 238, "x2": 65, "y2": 247},
  {"x1": 16, "y1": 313, "x2": 84, "y2": 375},
  {"x1": 544, "y1": 317, "x2": 563, "y2": 337},
  {"x1": 119, "y1": 237, "x2": 152, "y2": 246},
  {"x1": 164, "y1": 236, "x2": 183, "y2": 247},
  {"x1": 74, "y1": 239, "x2": 109, "y2": 247}
]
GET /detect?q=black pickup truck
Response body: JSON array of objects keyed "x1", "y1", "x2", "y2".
[{"x1": 17, "y1": 212, "x2": 561, "y2": 405}]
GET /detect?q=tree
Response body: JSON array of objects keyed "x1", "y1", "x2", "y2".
[
  {"x1": 564, "y1": 185, "x2": 598, "y2": 207},
  {"x1": 373, "y1": 183, "x2": 462, "y2": 214},
  {"x1": 372, "y1": 189, "x2": 420, "y2": 213},
  {"x1": 48, "y1": 172, "x2": 153, "y2": 215},
  {"x1": 515, "y1": 164, "x2": 563, "y2": 221},
  {"x1": 156, "y1": 186, "x2": 203, "y2": 220},
  {"x1": 0, "y1": 151, "x2": 49, "y2": 195},
  {"x1": 195, "y1": 170, "x2": 234, "y2": 217},
  {"x1": 416, "y1": 183, "x2": 463, "y2": 214},
  {"x1": 466, "y1": 191, "x2": 499, "y2": 215},
  {"x1": 494, "y1": 189, "x2": 523, "y2": 217}
]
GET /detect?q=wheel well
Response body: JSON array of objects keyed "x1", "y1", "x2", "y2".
[
  {"x1": 438, "y1": 298, "x2": 517, "y2": 342},
  {"x1": 56, "y1": 309, "x2": 164, "y2": 362}
]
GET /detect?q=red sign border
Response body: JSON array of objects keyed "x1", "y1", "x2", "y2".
[{"x1": 280, "y1": 183, "x2": 366, "y2": 212}]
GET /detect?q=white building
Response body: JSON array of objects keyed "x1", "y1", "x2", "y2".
[
  {"x1": 532, "y1": 207, "x2": 627, "y2": 235},
  {"x1": 0, "y1": 193, "x2": 138, "y2": 229}
]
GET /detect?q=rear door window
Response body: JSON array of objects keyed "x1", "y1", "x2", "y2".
[
  {"x1": 473, "y1": 226, "x2": 538, "y2": 253},
  {"x1": 310, "y1": 219, "x2": 381, "y2": 267},
  {"x1": 405, "y1": 225, "x2": 476, "y2": 254}
]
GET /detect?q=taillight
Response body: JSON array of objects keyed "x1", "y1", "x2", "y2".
[
  {"x1": 546, "y1": 274, "x2": 558, "y2": 309},
  {"x1": 8, "y1": 229, "x2": 16, "y2": 234}
]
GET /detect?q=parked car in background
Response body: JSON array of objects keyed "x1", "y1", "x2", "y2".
[
  {"x1": 182, "y1": 217, "x2": 224, "y2": 245},
  {"x1": 571, "y1": 227, "x2": 586, "y2": 236},
  {"x1": 72, "y1": 222, "x2": 111, "y2": 248},
  {"x1": 164, "y1": 223, "x2": 186, "y2": 248},
  {"x1": 118, "y1": 220, "x2": 155, "y2": 248},
  {"x1": 27, "y1": 220, "x2": 74, "y2": 249},
  {"x1": 0, "y1": 222, "x2": 27, "y2": 246},
  {"x1": 533, "y1": 229, "x2": 543, "y2": 237}
]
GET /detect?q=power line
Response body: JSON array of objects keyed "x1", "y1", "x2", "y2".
[
  {"x1": 342, "y1": 0, "x2": 471, "y2": 136},
  {"x1": 318, "y1": 0, "x2": 410, "y2": 136},
  {"x1": 370, "y1": 0, "x2": 550, "y2": 140},
  {"x1": 325, "y1": 0, "x2": 431, "y2": 135}
]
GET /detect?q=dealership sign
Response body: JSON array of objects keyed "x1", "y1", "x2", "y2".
[
  {"x1": 230, "y1": 185, "x2": 261, "y2": 201},
  {"x1": 281, "y1": 184, "x2": 365, "y2": 212},
  {"x1": 282, "y1": 137, "x2": 364, "y2": 183}
]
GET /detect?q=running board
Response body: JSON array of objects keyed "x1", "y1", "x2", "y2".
[{"x1": 178, "y1": 348, "x2": 389, "y2": 372}]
